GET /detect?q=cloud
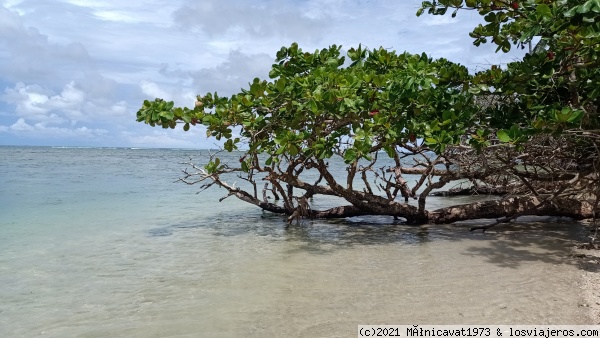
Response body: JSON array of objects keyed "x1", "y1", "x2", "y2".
[
  {"x1": 138, "y1": 80, "x2": 196, "y2": 109},
  {"x1": 190, "y1": 50, "x2": 274, "y2": 95},
  {"x1": 0, "y1": 2, "x2": 133, "y2": 139},
  {"x1": 2, "y1": 81, "x2": 124, "y2": 124},
  {"x1": 2, "y1": 117, "x2": 108, "y2": 138},
  {"x1": 9, "y1": 118, "x2": 34, "y2": 132},
  {"x1": 139, "y1": 50, "x2": 275, "y2": 107},
  {"x1": 173, "y1": 0, "x2": 327, "y2": 40},
  {"x1": 140, "y1": 81, "x2": 171, "y2": 101},
  {"x1": 0, "y1": 0, "x2": 530, "y2": 148},
  {"x1": 0, "y1": 5, "x2": 94, "y2": 86}
]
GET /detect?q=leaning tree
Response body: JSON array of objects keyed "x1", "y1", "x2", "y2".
[{"x1": 136, "y1": 0, "x2": 599, "y2": 230}]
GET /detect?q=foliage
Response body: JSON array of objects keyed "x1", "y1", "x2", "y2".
[
  {"x1": 135, "y1": 0, "x2": 600, "y2": 228},
  {"x1": 420, "y1": 0, "x2": 600, "y2": 142},
  {"x1": 138, "y1": 45, "x2": 475, "y2": 158}
]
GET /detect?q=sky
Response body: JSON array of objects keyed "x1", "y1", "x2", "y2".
[{"x1": 0, "y1": 0, "x2": 527, "y2": 149}]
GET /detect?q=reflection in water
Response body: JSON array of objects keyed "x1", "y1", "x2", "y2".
[{"x1": 148, "y1": 212, "x2": 436, "y2": 247}]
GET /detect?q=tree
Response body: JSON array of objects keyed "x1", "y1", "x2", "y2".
[{"x1": 136, "y1": 0, "x2": 599, "y2": 231}]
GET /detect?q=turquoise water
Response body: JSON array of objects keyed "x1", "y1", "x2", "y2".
[{"x1": 0, "y1": 146, "x2": 593, "y2": 337}]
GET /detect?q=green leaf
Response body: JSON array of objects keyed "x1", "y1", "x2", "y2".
[
  {"x1": 276, "y1": 77, "x2": 286, "y2": 92},
  {"x1": 592, "y1": 0, "x2": 600, "y2": 13},
  {"x1": 269, "y1": 68, "x2": 280, "y2": 79},
  {"x1": 343, "y1": 148, "x2": 357, "y2": 163},
  {"x1": 183, "y1": 123, "x2": 190, "y2": 131},
  {"x1": 496, "y1": 130, "x2": 511, "y2": 142},
  {"x1": 159, "y1": 111, "x2": 174, "y2": 120},
  {"x1": 224, "y1": 139, "x2": 234, "y2": 152},
  {"x1": 579, "y1": 0, "x2": 594, "y2": 13},
  {"x1": 383, "y1": 145, "x2": 395, "y2": 158},
  {"x1": 442, "y1": 110, "x2": 453, "y2": 121},
  {"x1": 468, "y1": 86, "x2": 481, "y2": 94},
  {"x1": 536, "y1": 4, "x2": 552, "y2": 18},
  {"x1": 564, "y1": 4, "x2": 583, "y2": 17},
  {"x1": 567, "y1": 110, "x2": 583, "y2": 123},
  {"x1": 465, "y1": 0, "x2": 477, "y2": 7},
  {"x1": 310, "y1": 99, "x2": 318, "y2": 114},
  {"x1": 288, "y1": 144, "x2": 299, "y2": 156}
]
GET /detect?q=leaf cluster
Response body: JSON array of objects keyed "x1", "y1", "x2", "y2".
[
  {"x1": 137, "y1": 44, "x2": 479, "y2": 163},
  {"x1": 420, "y1": 0, "x2": 600, "y2": 144}
]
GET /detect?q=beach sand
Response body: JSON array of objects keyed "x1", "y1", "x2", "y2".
[{"x1": 572, "y1": 225, "x2": 600, "y2": 324}]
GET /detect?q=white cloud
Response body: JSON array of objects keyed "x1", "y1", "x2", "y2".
[
  {"x1": 2, "y1": 117, "x2": 108, "y2": 138},
  {"x1": 139, "y1": 80, "x2": 196, "y2": 108},
  {"x1": 110, "y1": 101, "x2": 128, "y2": 115},
  {"x1": 190, "y1": 50, "x2": 274, "y2": 96},
  {"x1": 3, "y1": 83, "x2": 52, "y2": 119},
  {"x1": 93, "y1": 10, "x2": 144, "y2": 23},
  {"x1": 173, "y1": 0, "x2": 327, "y2": 40},
  {"x1": 0, "y1": 0, "x2": 528, "y2": 148},
  {"x1": 0, "y1": 3, "x2": 23, "y2": 28},
  {"x1": 0, "y1": 78, "x2": 137, "y2": 138},
  {"x1": 140, "y1": 81, "x2": 170, "y2": 100},
  {"x1": 3, "y1": 82, "x2": 85, "y2": 122},
  {"x1": 9, "y1": 118, "x2": 34, "y2": 132}
]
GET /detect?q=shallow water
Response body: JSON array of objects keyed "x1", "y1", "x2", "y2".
[{"x1": 0, "y1": 146, "x2": 593, "y2": 337}]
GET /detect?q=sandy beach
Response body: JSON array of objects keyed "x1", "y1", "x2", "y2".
[{"x1": 573, "y1": 231, "x2": 600, "y2": 324}]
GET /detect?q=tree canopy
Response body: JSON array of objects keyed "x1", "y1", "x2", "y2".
[{"x1": 136, "y1": 0, "x2": 599, "y2": 230}]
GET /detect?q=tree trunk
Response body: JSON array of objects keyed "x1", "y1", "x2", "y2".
[
  {"x1": 428, "y1": 196, "x2": 594, "y2": 224},
  {"x1": 269, "y1": 196, "x2": 595, "y2": 225}
]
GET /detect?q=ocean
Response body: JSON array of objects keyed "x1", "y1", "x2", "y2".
[{"x1": 0, "y1": 146, "x2": 593, "y2": 337}]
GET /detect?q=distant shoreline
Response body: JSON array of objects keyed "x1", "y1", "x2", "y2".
[{"x1": 0, "y1": 144, "x2": 215, "y2": 151}]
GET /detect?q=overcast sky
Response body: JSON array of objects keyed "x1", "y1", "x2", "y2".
[{"x1": 0, "y1": 0, "x2": 525, "y2": 148}]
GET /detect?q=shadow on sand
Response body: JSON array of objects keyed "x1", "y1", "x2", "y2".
[{"x1": 147, "y1": 210, "x2": 600, "y2": 272}]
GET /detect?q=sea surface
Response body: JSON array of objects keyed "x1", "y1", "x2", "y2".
[{"x1": 0, "y1": 146, "x2": 594, "y2": 337}]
